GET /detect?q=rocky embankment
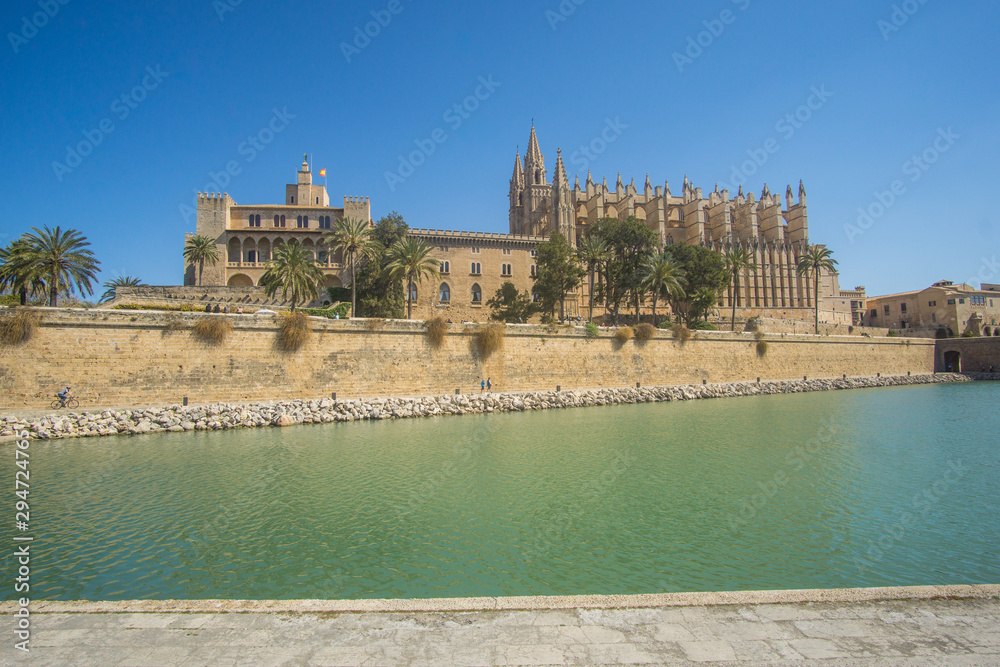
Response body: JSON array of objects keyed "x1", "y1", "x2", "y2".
[{"x1": 2, "y1": 373, "x2": 994, "y2": 441}]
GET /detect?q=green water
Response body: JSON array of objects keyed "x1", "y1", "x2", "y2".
[{"x1": 4, "y1": 383, "x2": 999, "y2": 601}]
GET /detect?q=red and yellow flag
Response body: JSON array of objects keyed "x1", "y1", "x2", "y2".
[{"x1": 319, "y1": 168, "x2": 326, "y2": 177}]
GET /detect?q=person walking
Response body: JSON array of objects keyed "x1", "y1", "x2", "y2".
[
  {"x1": 487, "y1": 377, "x2": 492, "y2": 392},
  {"x1": 481, "y1": 379, "x2": 486, "y2": 393}
]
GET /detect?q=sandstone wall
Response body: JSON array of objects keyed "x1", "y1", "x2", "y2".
[{"x1": 0, "y1": 309, "x2": 937, "y2": 410}]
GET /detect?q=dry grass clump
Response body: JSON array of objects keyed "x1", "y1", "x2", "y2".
[
  {"x1": 364, "y1": 318, "x2": 386, "y2": 332},
  {"x1": 0, "y1": 309, "x2": 39, "y2": 347},
  {"x1": 613, "y1": 326, "x2": 634, "y2": 345},
  {"x1": 426, "y1": 317, "x2": 448, "y2": 349},
  {"x1": 192, "y1": 316, "x2": 233, "y2": 345},
  {"x1": 635, "y1": 322, "x2": 656, "y2": 342},
  {"x1": 671, "y1": 323, "x2": 691, "y2": 346},
  {"x1": 755, "y1": 329, "x2": 768, "y2": 358},
  {"x1": 277, "y1": 311, "x2": 311, "y2": 352},
  {"x1": 474, "y1": 322, "x2": 505, "y2": 360}
]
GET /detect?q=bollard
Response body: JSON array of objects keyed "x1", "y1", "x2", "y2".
[{"x1": 182, "y1": 397, "x2": 188, "y2": 407}]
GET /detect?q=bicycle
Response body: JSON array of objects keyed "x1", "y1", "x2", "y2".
[{"x1": 50, "y1": 397, "x2": 80, "y2": 410}]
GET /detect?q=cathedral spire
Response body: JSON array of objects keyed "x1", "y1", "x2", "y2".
[
  {"x1": 524, "y1": 124, "x2": 546, "y2": 184},
  {"x1": 553, "y1": 148, "x2": 569, "y2": 188},
  {"x1": 574, "y1": 174, "x2": 581, "y2": 190},
  {"x1": 511, "y1": 149, "x2": 524, "y2": 187},
  {"x1": 616, "y1": 172, "x2": 624, "y2": 193},
  {"x1": 586, "y1": 171, "x2": 594, "y2": 187},
  {"x1": 645, "y1": 173, "x2": 653, "y2": 196}
]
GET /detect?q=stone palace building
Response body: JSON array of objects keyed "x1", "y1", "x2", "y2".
[{"x1": 186, "y1": 128, "x2": 861, "y2": 324}]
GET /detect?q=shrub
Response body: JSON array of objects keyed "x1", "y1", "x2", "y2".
[
  {"x1": 192, "y1": 317, "x2": 232, "y2": 345},
  {"x1": 0, "y1": 309, "x2": 39, "y2": 347},
  {"x1": 364, "y1": 318, "x2": 386, "y2": 332},
  {"x1": 277, "y1": 311, "x2": 311, "y2": 352},
  {"x1": 689, "y1": 320, "x2": 718, "y2": 331},
  {"x1": 887, "y1": 330, "x2": 896, "y2": 337},
  {"x1": 755, "y1": 329, "x2": 768, "y2": 358},
  {"x1": 656, "y1": 319, "x2": 673, "y2": 329},
  {"x1": 585, "y1": 322, "x2": 599, "y2": 338},
  {"x1": 671, "y1": 323, "x2": 691, "y2": 345},
  {"x1": 635, "y1": 322, "x2": 656, "y2": 342},
  {"x1": 613, "y1": 327, "x2": 633, "y2": 345},
  {"x1": 113, "y1": 303, "x2": 202, "y2": 312},
  {"x1": 474, "y1": 322, "x2": 505, "y2": 360},
  {"x1": 426, "y1": 317, "x2": 448, "y2": 348},
  {"x1": 961, "y1": 330, "x2": 979, "y2": 338},
  {"x1": 299, "y1": 303, "x2": 350, "y2": 319}
]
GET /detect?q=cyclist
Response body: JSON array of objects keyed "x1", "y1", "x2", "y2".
[{"x1": 57, "y1": 386, "x2": 72, "y2": 408}]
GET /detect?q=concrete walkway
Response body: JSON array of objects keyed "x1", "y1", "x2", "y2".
[{"x1": 2, "y1": 586, "x2": 998, "y2": 666}]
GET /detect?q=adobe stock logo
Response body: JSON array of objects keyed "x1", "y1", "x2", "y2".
[{"x1": 7, "y1": 0, "x2": 71, "y2": 53}]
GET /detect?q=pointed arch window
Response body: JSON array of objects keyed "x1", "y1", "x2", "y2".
[
  {"x1": 471, "y1": 283, "x2": 482, "y2": 303},
  {"x1": 438, "y1": 283, "x2": 451, "y2": 302},
  {"x1": 408, "y1": 283, "x2": 418, "y2": 302}
]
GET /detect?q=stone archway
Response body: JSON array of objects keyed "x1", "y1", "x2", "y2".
[
  {"x1": 943, "y1": 350, "x2": 961, "y2": 373},
  {"x1": 228, "y1": 274, "x2": 253, "y2": 287}
]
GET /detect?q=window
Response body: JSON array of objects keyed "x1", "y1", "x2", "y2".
[
  {"x1": 274, "y1": 215, "x2": 285, "y2": 228},
  {"x1": 297, "y1": 216, "x2": 309, "y2": 229},
  {"x1": 501, "y1": 263, "x2": 512, "y2": 276},
  {"x1": 274, "y1": 215, "x2": 280, "y2": 227},
  {"x1": 471, "y1": 262, "x2": 481, "y2": 275},
  {"x1": 319, "y1": 215, "x2": 332, "y2": 230},
  {"x1": 318, "y1": 251, "x2": 328, "y2": 264},
  {"x1": 884, "y1": 305, "x2": 890, "y2": 315},
  {"x1": 530, "y1": 249, "x2": 537, "y2": 257},
  {"x1": 947, "y1": 299, "x2": 956, "y2": 305},
  {"x1": 870, "y1": 308, "x2": 878, "y2": 317},
  {"x1": 440, "y1": 261, "x2": 450, "y2": 274},
  {"x1": 932, "y1": 313, "x2": 937, "y2": 323},
  {"x1": 928, "y1": 301, "x2": 936, "y2": 307},
  {"x1": 439, "y1": 283, "x2": 450, "y2": 302},
  {"x1": 502, "y1": 248, "x2": 511, "y2": 255},
  {"x1": 440, "y1": 246, "x2": 449, "y2": 252},
  {"x1": 959, "y1": 298, "x2": 965, "y2": 304},
  {"x1": 665, "y1": 235, "x2": 675, "y2": 246},
  {"x1": 316, "y1": 197, "x2": 320, "y2": 204},
  {"x1": 248, "y1": 214, "x2": 260, "y2": 227},
  {"x1": 471, "y1": 247, "x2": 480, "y2": 254},
  {"x1": 531, "y1": 265, "x2": 536, "y2": 277},
  {"x1": 246, "y1": 250, "x2": 256, "y2": 263},
  {"x1": 408, "y1": 283, "x2": 418, "y2": 301},
  {"x1": 471, "y1": 283, "x2": 482, "y2": 303},
  {"x1": 971, "y1": 295, "x2": 986, "y2": 306},
  {"x1": 900, "y1": 303, "x2": 907, "y2": 313},
  {"x1": 290, "y1": 196, "x2": 295, "y2": 204},
  {"x1": 532, "y1": 291, "x2": 541, "y2": 303}
]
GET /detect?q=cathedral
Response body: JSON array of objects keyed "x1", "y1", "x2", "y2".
[{"x1": 508, "y1": 125, "x2": 861, "y2": 321}]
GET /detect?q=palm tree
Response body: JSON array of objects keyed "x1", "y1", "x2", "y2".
[
  {"x1": 796, "y1": 245, "x2": 838, "y2": 334},
  {"x1": 576, "y1": 236, "x2": 611, "y2": 322},
  {"x1": 641, "y1": 250, "x2": 686, "y2": 326},
  {"x1": 723, "y1": 246, "x2": 753, "y2": 333},
  {"x1": 21, "y1": 226, "x2": 100, "y2": 307},
  {"x1": 385, "y1": 237, "x2": 441, "y2": 319},
  {"x1": 183, "y1": 235, "x2": 220, "y2": 287},
  {"x1": 0, "y1": 238, "x2": 46, "y2": 305},
  {"x1": 258, "y1": 240, "x2": 325, "y2": 312},
  {"x1": 323, "y1": 217, "x2": 375, "y2": 317},
  {"x1": 99, "y1": 276, "x2": 145, "y2": 304}
]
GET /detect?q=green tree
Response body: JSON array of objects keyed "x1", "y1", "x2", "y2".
[
  {"x1": 796, "y1": 245, "x2": 838, "y2": 334},
  {"x1": 352, "y1": 212, "x2": 409, "y2": 318},
  {"x1": 183, "y1": 234, "x2": 220, "y2": 287},
  {"x1": 661, "y1": 243, "x2": 728, "y2": 326},
  {"x1": 99, "y1": 275, "x2": 145, "y2": 304},
  {"x1": 0, "y1": 238, "x2": 46, "y2": 305},
  {"x1": 21, "y1": 226, "x2": 100, "y2": 307},
  {"x1": 576, "y1": 236, "x2": 611, "y2": 322},
  {"x1": 722, "y1": 246, "x2": 753, "y2": 332},
  {"x1": 322, "y1": 217, "x2": 375, "y2": 317},
  {"x1": 641, "y1": 250, "x2": 686, "y2": 325},
  {"x1": 258, "y1": 240, "x2": 325, "y2": 311},
  {"x1": 588, "y1": 217, "x2": 657, "y2": 323},
  {"x1": 487, "y1": 281, "x2": 539, "y2": 323},
  {"x1": 533, "y1": 232, "x2": 586, "y2": 321},
  {"x1": 385, "y1": 237, "x2": 440, "y2": 319}
]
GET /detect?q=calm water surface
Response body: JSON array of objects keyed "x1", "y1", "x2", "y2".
[{"x1": 4, "y1": 382, "x2": 998, "y2": 600}]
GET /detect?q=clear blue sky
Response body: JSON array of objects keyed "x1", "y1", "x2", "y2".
[{"x1": 2, "y1": 0, "x2": 998, "y2": 297}]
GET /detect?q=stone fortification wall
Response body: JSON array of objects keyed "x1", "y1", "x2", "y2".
[{"x1": 0, "y1": 308, "x2": 936, "y2": 410}]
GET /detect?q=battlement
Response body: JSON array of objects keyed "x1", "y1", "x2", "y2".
[
  {"x1": 344, "y1": 196, "x2": 370, "y2": 204},
  {"x1": 197, "y1": 192, "x2": 235, "y2": 207},
  {"x1": 409, "y1": 228, "x2": 545, "y2": 243}
]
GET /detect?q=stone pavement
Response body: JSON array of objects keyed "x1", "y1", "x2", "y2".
[{"x1": 2, "y1": 587, "x2": 998, "y2": 666}]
